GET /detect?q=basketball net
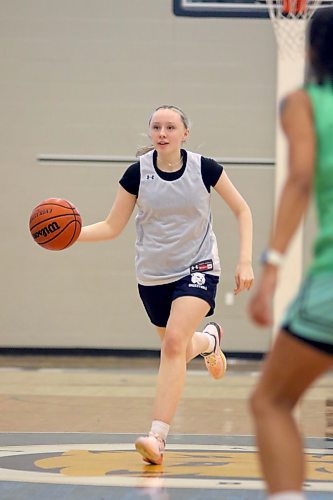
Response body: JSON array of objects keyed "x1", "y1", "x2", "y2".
[
  {"x1": 266, "y1": 0, "x2": 321, "y2": 59},
  {"x1": 265, "y1": 0, "x2": 322, "y2": 339}
]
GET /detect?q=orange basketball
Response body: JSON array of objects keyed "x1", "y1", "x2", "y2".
[{"x1": 29, "y1": 198, "x2": 82, "y2": 251}]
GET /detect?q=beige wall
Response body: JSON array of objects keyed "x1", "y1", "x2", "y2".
[{"x1": 1, "y1": 0, "x2": 308, "y2": 353}]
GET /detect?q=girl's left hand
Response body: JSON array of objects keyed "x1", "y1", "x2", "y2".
[{"x1": 234, "y1": 262, "x2": 254, "y2": 295}]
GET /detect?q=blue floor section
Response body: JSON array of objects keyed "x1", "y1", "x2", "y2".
[
  {"x1": 0, "y1": 482, "x2": 266, "y2": 500},
  {"x1": 0, "y1": 434, "x2": 331, "y2": 499}
]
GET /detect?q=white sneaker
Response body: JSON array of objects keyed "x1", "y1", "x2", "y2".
[{"x1": 135, "y1": 432, "x2": 165, "y2": 465}]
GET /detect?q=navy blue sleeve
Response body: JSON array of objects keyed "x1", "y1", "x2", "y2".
[
  {"x1": 119, "y1": 162, "x2": 140, "y2": 196},
  {"x1": 201, "y1": 156, "x2": 224, "y2": 193}
]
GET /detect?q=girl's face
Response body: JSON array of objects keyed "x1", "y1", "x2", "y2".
[{"x1": 149, "y1": 108, "x2": 189, "y2": 155}]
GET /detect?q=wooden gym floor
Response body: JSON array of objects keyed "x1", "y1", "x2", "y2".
[{"x1": 0, "y1": 353, "x2": 332, "y2": 499}]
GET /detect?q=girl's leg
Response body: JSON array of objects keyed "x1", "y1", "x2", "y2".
[
  {"x1": 153, "y1": 295, "x2": 210, "y2": 424},
  {"x1": 250, "y1": 330, "x2": 333, "y2": 494},
  {"x1": 135, "y1": 296, "x2": 210, "y2": 464},
  {"x1": 186, "y1": 330, "x2": 214, "y2": 362},
  {"x1": 156, "y1": 326, "x2": 213, "y2": 363}
]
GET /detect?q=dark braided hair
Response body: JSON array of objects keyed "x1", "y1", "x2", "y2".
[{"x1": 308, "y1": 6, "x2": 333, "y2": 84}]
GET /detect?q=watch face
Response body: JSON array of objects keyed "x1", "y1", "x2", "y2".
[{"x1": 261, "y1": 250, "x2": 283, "y2": 266}]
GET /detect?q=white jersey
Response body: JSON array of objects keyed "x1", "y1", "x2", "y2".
[{"x1": 135, "y1": 150, "x2": 221, "y2": 286}]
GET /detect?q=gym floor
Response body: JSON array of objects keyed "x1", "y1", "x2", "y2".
[{"x1": 0, "y1": 353, "x2": 332, "y2": 499}]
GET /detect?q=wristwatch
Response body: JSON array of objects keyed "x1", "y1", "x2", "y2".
[{"x1": 260, "y1": 249, "x2": 284, "y2": 267}]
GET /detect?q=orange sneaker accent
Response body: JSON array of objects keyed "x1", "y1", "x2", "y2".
[
  {"x1": 202, "y1": 322, "x2": 227, "y2": 379},
  {"x1": 135, "y1": 432, "x2": 165, "y2": 465}
]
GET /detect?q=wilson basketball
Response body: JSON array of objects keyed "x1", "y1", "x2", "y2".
[{"x1": 29, "y1": 198, "x2": 82, "y2": 251}]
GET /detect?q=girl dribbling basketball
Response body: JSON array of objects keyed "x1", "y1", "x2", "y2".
[{"x1": 78, "y1": 105, "x2": 254, "y2": 464}]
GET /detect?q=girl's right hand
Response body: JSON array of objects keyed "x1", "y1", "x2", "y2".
[{"x1": 248, "y1": 266, "x2": 278, "y2": 327}]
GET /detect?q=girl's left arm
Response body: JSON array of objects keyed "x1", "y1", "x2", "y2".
[{"x1": 214, "y1": 172, "x2": 254, "y2": 294}]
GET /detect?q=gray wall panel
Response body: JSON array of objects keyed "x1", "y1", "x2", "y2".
[{"x1": 1, "y1": 0, "x2": 287, "y2": 352}]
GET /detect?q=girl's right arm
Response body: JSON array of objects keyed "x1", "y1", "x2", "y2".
[{"x1": 78, "y1": 185, "x2": 137, "y2": 243}]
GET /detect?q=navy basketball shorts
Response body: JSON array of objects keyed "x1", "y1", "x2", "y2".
[{"x1": 138, "y1": 273, "x2": 219, "y2": 327}]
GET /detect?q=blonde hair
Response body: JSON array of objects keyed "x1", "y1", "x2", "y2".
[{"x1": 136, "y1": 105, "x2": 190, "y2": 157}]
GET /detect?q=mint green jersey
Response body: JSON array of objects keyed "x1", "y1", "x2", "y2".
[{"x1": 306, "y1": 82, "x2": 333, "y2": 275}]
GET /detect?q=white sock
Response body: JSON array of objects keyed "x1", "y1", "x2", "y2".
[
  {"x1": 150, "y1": 420, "x2": 170, "y2": 442},
  {"x1": 268, "y1": 492, "x2": 306, "y2": 500},
  {"x1": 201, "y1": 331, "x2": 216, "y2": 354}
]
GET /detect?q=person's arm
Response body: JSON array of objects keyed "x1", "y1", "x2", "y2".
[
  {"x1": 213, "y1": 171, "x2": 254, "y2": 294},
  {"x1": 78, "y1": 185, "x2": 137, "y2": 242},
  {"x1": 268, "y1": 90, "x2": 315, "y2": 254},
  {"x1": 249, "y1": 89, "x2": 315, "y2": 326}
]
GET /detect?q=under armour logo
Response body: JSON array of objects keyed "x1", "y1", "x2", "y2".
[{"x1": 146, "y1": 174, "x2": 155, "y2": 180}]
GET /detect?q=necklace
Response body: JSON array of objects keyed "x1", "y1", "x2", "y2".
[{"x1": 158, "y1": 154, "x2": 183, "y2": 171}]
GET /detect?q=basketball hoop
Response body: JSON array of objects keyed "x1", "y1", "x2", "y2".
[{"x1": 266, "y1": 0, "x2": 322, "y2": 58}]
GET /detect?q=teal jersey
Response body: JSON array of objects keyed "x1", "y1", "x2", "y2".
[{"x1": 306, "y1": 81, "x2": 333, "y2": 275}]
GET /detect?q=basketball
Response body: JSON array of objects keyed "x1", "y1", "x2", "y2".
[{"x1": 29, "y1": 198, "x2": 82, "y2": 251}]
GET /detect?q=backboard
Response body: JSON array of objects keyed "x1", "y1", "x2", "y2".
[{"x1": 173, "y1": 0, "x2": 270, "y2": 18}]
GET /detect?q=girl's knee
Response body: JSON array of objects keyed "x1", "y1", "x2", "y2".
[
  {"x1": 249, "y1": 385, "x2": 296, "y2": 419},
  {"x1": 162, "y1": 328, "x2": 187, "y2": 358},
  {"x1": 249, "y1": 387, "x2": 266, "y2": 418}
]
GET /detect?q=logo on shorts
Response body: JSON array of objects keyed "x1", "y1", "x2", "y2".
[
  {"x1": 189, "y1": 272, "x2": 207, "y2": 290},
  {"x1": 191, "y1": 273, "x2": 206, "y2": 286}
]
